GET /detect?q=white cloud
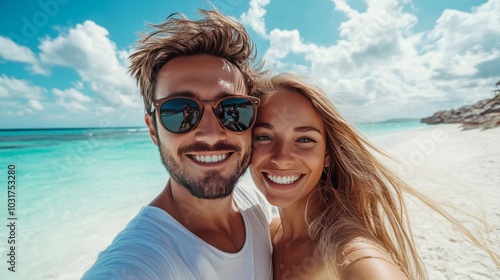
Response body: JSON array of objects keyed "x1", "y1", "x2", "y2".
[
  {"x1": 0, "y1": 36, "x2": 37, "y2": 63},
  {"x1": 39, "y1": 20, "x2": 139, "y2": 110},
  {"x1": 56, "y1": 98, "x2": 88, "y2": 112},
  {"x1": 0, "y1": 75, "x2": 47, "y2": 117},
  {"x1": 265, "y1": 29, "x2": 306, "y2": 61},
  {"x1": 1, "y1": 21, "x2": 152, "y2": 127},
  {"x1": 241, "y1": 0, "x2": 270, "y2": 38},
  {"x1": 421, "y1": 0, "x2": 500, "y2": 80},
  {"x1": 0, "y1": 74, "x2": 46, "y2": 100},
  {"x1": 331, "y1": 0, "x2": 358, "y2": 16},
  {"x1": 29, "y1": 100, "x2": 45, "y2": 111},
  {"x1": 52, "y1": 88, "x2": 92, "y2": 103},
  {"x1": 243, "y1": 0, "x2": 500, "y2": 121},
  {"x1": 0, "y1": 36, "x2": 49, "y2": 75},
  {"x1": 71, "y1": 80, "x2": 84, "y2": 90},
  {"x1": 51, "y1": 88, "x2": 93, "y2": 112}
]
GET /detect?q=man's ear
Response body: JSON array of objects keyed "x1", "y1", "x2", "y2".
[
  {"x1": 145, "y1": 113, "x2": 159, "y2": 146},
  {"x1": 323, "y1": 152, "x2": 330, "y2": 168}
]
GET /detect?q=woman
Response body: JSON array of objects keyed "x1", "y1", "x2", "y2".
[{"x1": 249, "y1": 73, "x2": 499, "y2": 279}]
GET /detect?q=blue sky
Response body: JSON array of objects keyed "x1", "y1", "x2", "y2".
[{"x1": 1, "y1": 0, "x2": 499, "y2": 128}]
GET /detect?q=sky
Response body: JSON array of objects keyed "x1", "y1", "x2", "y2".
[{"x1": 0, "y1": 0, "x2": 499, "y2": 129}]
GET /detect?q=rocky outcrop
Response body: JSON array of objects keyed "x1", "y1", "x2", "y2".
[{"x1": 421, "y1": 94, "x2": 500, "y2": 129}]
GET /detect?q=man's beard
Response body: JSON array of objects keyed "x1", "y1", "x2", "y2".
[{"x1": 157, "y1": 139, "x2": 250, "y2": 199}]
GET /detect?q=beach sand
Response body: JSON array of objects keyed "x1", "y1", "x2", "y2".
[
  {"x1": 71, "y1": 124, "x2": 499, "y2": 279},
  {"x1": 369, "y1": 124, "x2": 500, "y2": 279}
]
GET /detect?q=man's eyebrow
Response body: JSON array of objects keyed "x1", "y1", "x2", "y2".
[
  {"x1": 167, "y1": 91, "x2": 235, "y2": 99},
  {"x1": 167, "y1": 91, "x2": 197, "y2": 98}
]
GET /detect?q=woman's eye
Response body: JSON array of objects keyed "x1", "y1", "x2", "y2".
[
  {"x1": 297, "y1": 137, "x2": 315, "y2": 143},
  {"x1": 253, "y1": 135, "x2": 272, "y2": 141}
]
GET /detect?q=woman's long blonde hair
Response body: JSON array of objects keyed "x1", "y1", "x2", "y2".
[{"x1": 253, "y1": 73, "x2": 499, "y2": 279}]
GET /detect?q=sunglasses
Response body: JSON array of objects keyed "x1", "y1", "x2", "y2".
[{"x1": 152, "y1": 95, "x2": 260, "y2": 133}]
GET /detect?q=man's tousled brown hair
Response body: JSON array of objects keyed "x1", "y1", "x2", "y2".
[{"x1": 128, "y1": 9, "x2": 261, "y2": 114}]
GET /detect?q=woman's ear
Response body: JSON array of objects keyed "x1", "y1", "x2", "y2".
[
  {"x1": 323, "y1": 152, "x2": 330, "y2": 168},
  {"x1": 145, "y1": 113, "x2": 159, "y2": 146}
]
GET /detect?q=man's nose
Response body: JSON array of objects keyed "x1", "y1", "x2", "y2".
[{"x1": 194, "y1": 107, "x2": 227, "y2": 145}]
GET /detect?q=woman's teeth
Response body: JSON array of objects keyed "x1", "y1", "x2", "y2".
[{"x1": 267, "y1": 174, "x2": 301, "y2": 185}]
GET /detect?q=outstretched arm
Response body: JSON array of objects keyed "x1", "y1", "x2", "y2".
[{"x1": 338, "y1": 241, "x2": 409, "y2": 280}]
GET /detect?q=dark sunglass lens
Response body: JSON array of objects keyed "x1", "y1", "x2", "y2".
[
  {"x1": 216, "y1": 97, "x2": 255, "y2": 132},
  {"x1": 160, "y1": 98, "x2": 200, "y2": 133}
]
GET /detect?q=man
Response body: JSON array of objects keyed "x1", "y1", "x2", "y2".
[
  {"x1": 82, "y1": 9, "x2": 272, "y2": 279},
  {"x1": 179, "y1": 102, "x2": 195, "y2": 132},
  {"x1": 227, "y1": 103, "x2": 247, "y2": 131}
]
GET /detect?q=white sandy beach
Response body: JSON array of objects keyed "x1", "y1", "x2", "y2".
[
  {"x1": 369, "y1": 124, "x2": 500, "y2": 279},
  {"x1": 38, "y1": 124, "x2": 499, "y2": 279}
]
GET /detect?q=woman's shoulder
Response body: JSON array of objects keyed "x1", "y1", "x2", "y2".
[{"x1": 336, "y1": 238, "x2": 409, "y2": 280}]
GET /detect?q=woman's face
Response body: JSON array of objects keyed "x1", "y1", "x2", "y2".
[{"x1": 250, "y1": 89, "x2": 329, "y2": 208}]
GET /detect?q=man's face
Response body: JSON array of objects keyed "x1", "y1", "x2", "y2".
[{"x1": 146, "y1": 54, "x2": 251, "y2": 199}]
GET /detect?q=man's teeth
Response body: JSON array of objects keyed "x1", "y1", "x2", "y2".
[
  {"x1": 194, "y1": 154, "x2": 228, "y2": 163},
  {"x1": 267, "y1": 174, "x2": 301, "y2": 185}
]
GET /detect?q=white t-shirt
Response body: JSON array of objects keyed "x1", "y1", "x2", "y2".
[{"x1": 82, "y1": 185, "x2": 273, "y2": 280}]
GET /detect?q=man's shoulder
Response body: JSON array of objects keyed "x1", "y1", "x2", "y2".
[
  {"x1": 82, "y1": 207, "x2": 189, "y2": 279},
  {"x1": 94, "y1": 207, "x2": 180, "y2": 255},
  {"x1": 82, "y1": 245, "x2": 182, "y2": 280},
  {"x1": 110, "y1": 206, "x2": 191, "y2": 248}
]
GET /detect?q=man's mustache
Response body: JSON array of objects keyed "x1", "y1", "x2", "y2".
[{"x1": 178, "y1": 141, "x2": 241, "y2": 155}]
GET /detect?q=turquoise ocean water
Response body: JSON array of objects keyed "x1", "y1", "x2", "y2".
[{"x1": 0, "y1": 121, "x2": 426, "y2": 279}]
